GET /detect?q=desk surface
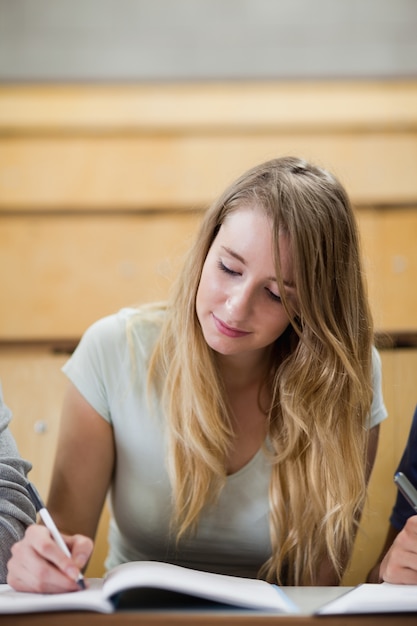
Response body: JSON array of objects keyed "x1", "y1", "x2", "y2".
[{"x1": 2, "y1": 611, "x2": 417, "y2": 626}]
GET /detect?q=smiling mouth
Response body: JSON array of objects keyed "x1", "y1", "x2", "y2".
[{"x1": 212, "y1": 314, "x2": 250, "y2": 338}]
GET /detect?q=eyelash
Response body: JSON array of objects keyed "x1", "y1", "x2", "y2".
[
  {"x1": 266, "y1": 290, "x2": 282, "y2": 303},
  {"x1": 217, "y1": 260, "x2": 239, "y2": 276},
  {"x1": 217, "y1": 260, "x2": 282, "y2": 303}
]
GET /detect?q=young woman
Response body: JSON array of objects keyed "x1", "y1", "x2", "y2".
[{"x1": 7, "y1": 156, "x2": 387, "y2": 592}]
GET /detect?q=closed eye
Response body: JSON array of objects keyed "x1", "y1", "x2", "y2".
[
  {"x1": 217, "y1": 260, "x2": 240, "y2": 276},
  {"x1": 266, "y1": 288, "x2": 282, "y2": 303}
]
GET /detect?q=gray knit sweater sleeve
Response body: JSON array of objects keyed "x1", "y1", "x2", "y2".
[{"x1": 0, "y1": 383, "x2": 36, "y2": 582}]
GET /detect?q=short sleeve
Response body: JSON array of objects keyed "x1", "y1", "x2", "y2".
[
  {"x1": 368, "y1": 346, "x2": 388, "y2": 429},
  {"x1": 62, "y1": 307, "x2": 160, "y2": 426},
  {"x1": 62, "y1": 312, "x2": 131, "y2": 423}
]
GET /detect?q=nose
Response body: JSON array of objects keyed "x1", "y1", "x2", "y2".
[{"x1": 225, "y1": 284, "x2": 254, "y2": 321}]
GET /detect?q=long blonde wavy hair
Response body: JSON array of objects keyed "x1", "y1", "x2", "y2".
[{"x1": 147, "y1": 156, "x2": 374, "y2": 585}]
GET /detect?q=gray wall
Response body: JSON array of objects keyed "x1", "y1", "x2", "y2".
[{"x1": 1, "y1": 0, "x2": 417, "y2": 81}]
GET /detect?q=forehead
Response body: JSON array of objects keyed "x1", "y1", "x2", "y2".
[
  {"x1": 219, "y1": 207, "x2": 295, "y2": 285},
  {"x1": 220, "y1": 205, "x2": 272, "y2": 246}
]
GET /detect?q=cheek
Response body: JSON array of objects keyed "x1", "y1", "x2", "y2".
[
  {"x1": 195, "y1": 280, "x2": 204, "y2": 322},
  {"x1": 197, "y1": 262, "x2": 222, "y2": 307},
  {"x1": 265, "y1": 312, "x2": 291, "y2": 340},
  {"x1": 196, "y1": 267, "x2": 212, "y2": 319}
]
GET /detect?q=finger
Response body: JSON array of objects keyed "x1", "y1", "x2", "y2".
[
  {"x1": 8, "y1": 526, "x2": 83, "y2": 593},
  {"x1": 8, "y1": 556, "x2": 81, "y2": 594},
  {"x1": 383, "y1": 564, "x2": 417, "y2": 585},
  {"x1": 403, "y1": 515, "x2": 417, "y2": 540},
  {"x1": 64, "y1": 533, "x2": 94, "y2": 571},
  {"x1": 381, "y1": 543, "x2": 417, "y2": 585},
  {"x1": 8, "y1": 534, "x2": 80, "y2": 593}
]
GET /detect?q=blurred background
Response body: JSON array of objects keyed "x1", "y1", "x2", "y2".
[
  {"x1": 0, "y1": 0, "x2": 416, "y2": 584},
  {"x1": 1, "y1": 0, "x2": 417, "y2": 81}
]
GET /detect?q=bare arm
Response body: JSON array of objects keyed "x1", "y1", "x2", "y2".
[
  {"x1": 47, "y1": 382, "x2": 115, "y2": 538},
  {"x1": 7, "y1": 383, "x2": 115, "y2": 593}
]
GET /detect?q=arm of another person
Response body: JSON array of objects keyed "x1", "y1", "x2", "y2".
[
  {"x1": 316, "y1": 424, "x2": 380, "y2": 585},
  {"x1": 367, "y1": 406, "x2": 417, "y2": 584},
  {"x1": 376, "y1": 517, "x2": 417, "y2": 584},
  {"x1": 7, "y1": 382, "x2": 115, "y2": 593},
  {"x1": 0, "y1": 388, "x2": 36, "y2": 583},
  {"x1": 367, "y1": 490, "x2": 417, "y2": 584}
]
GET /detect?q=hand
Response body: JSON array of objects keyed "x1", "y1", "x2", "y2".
[
  {"x1": 380, "y1": 516, "x2": 417, "y2": 584},
  {"x1": 7, "y1": 524, "x2": 94, "y2": 593}
]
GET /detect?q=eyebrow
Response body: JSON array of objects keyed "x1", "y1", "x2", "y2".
[{"x1": 221, "y1": 246, "x2": 296, "y2": 290}]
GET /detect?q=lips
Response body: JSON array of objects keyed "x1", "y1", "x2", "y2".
[{"x1": 212, "y1": 314, "x2": 250, "y2": 338}]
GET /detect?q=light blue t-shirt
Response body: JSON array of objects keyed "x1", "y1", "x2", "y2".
[{"x1": 63, "y1": 307, "x2": 387, "y2": 577}]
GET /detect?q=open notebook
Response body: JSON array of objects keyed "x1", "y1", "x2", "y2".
[
  {"x1": 1, "y1": 561, "x2": 417, "y2": 615},
  {"x1": 0, "y1": 561, "x2": 299, "y2": 614}
]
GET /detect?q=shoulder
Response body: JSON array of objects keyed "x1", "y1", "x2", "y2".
[
  {"x1": 63, "y1": 305, "x2": 166, "y2": 384},
  {"x1": 370, "y1": 345, "x2": 384, "y2": 388},
  {"x1": 62, "y1": 305, "x2": 166, "y2": 421},
  {"x1": 77, "y1": 305, "x2": 165, "y2": 357},
  {"x1": 371, "y1": 344, "x2": 382, "y2": 368},
  {"x1": 0, "y1": 382, "x2": 12, "y2": 434},
  {"x1": 125, "y1": 304, "x2": 166, "y2": 352}
]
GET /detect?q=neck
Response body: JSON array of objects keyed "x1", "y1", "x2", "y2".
[{"x1": 216, "y1": 348, "x2": 271, "y2": 391}]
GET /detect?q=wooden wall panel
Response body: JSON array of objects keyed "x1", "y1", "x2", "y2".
[
  {"x1": 373, "y1": 210, "x2": 417, "y2": 331},
  {"x1": 0, "y1": 348, "x2": 109, "y2": 577},
  {"x1": 1, "y1": 83, "x2": 416, "y2": 132},
  {"x1": 1, "y1": 82, "x2": 417, "y2": 211},
  {"x1": 0, "y1": 348, "x2": 67, "y2": 500},
  {"x1": 0, "y1": 82, "x2": 416, "y2": 339},
  {"x1": 1, "y1": 133, "x2": 417, "y2": 210},
  {"x1": 0, "y1": 207, "x2": 415, "y2": 339},
  {"x1": 0, "y1": 212, "x2": 200, "y2": 340},
  {"x1": 356, "y1": 208, "x2": 417, "y2": 331}
]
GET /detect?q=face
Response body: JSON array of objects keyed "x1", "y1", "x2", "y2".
[{"x1": 196, "y1": 206, "x2": 297, "y2": 363}]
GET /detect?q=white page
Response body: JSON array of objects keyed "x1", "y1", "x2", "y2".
[
  {"x1": 318, "y1": 583, "x2": 417, "y2": 614},
  {"x1": 102, "y1": 561, "x2": 300, "y2": 613},
  {"x1": 284, "y1": 586, "x2": 354, "y2": 615},
  {"x1": 0, "y1": 580, "x2": 112, "y2": 614},
  {"x1": 0, "y1": 562, "x2": 303, "y2": 615}
]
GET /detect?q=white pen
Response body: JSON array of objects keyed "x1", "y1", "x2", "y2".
[
  {"x1": 394, "y1": 471, "x2": 417, "y2": 513},
  {"x1": 25, "y1": 482, "x2": 86, "y2": 589}
]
